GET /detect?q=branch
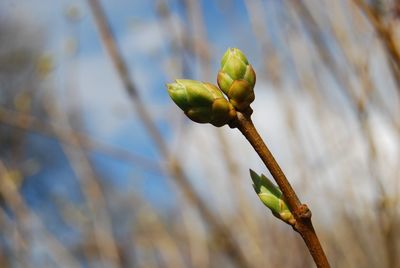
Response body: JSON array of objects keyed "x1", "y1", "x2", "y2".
[
  {"x1": 0, "y1": 106, "x2": 161, "y2": 175},
  {"x1": 352, "y1": 0, "x2": 400, "y2": 91},
  {"x1": 232, "y1": 110, "x2": 330, "y2": 268},
  {"x1": 43, "y1": 93, "x2": 122, "y2": 267},
  {"x1": 0, "y1": 160, "x2": 81, "y2": 268}
]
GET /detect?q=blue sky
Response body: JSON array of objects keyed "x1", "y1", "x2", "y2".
[
  {"x1": 0, "y1": 1, "x2": 292, "y2": 237},
  {"x1": 0, "y1": 0, "x2": 273, "y2": 217}
]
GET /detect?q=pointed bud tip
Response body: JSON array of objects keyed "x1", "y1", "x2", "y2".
[
  {"x1": 249, "y1": 169, "x2": 258, "y2": 179},
  {"x1": 249, "y1": 170, "x2": 294, "y2": 225},
  {"x1": 166, "y1": 82, "x2": 174, "y2": 89},
  {"x1": 249, "y1": 169, "x2": 262, "y2": 193},
  {"x1": 224, "y1": 48, "x2": 248, "y2": 63},
  {"x1": 166, "y1": 80, "x2": 182, "y2": 92}
]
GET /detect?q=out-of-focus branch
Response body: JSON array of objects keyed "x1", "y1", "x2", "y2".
[
  {"x1": 86, "y1": 0, "x2": 166, "y2": 154},
  {"x1": 181, "y1": 0, "x2": 212, "y2": 79},
  {"x1": 289, "y1": 0, "x2": 391, "y2": 124},
  {"x1": 303, "y1": 2, "x2": 400, "y2": 266},
  {"x1": 180, "y1": 204, "x2": 210, "y2": 268},
  {"x1": 247, "y1": 0, "x2": 316, "y2": 198},
  {"x1": 86, "y1": 0, "x2": 250, "y2": 267},
  {"x1": 0, "y1": 210, "x2": 21, "y2": 267},
  {"x1": 0, "y1": 166, "x2": 30, "y2": 268},
  {"x1": 328, "y1": 1, "x2": 400, "y2": 134},
  {"x1": 244, "y1": 0, "x2": 281, "y2": 84},
  {"x1": 155, "y1": 1, "x2": 264, "y2": 265},
  {"x1": 0, "y1": 161, "x2": 81, "y2": 268},
  {"x1": 134, "y1": 201, "x2": 187, "y2": 268},
  {"x1": 43, "y1": 92, "x2": 122, "y2": 267},
  {"x1": 156, "y1": 0, "x2": 213, "y2": 69},
  {"x1": 0, "y1": 106, "x2": 162, "y2": 175},
  {"x1": 181, "y1": 0, "x2": 266, "y2": 264},
  {"x1": 352, "y1": 0, "x2": 400, "y2": 90}
]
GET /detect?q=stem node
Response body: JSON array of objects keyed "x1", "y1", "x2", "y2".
[{"x1": 234, "y1": 111, "x2": 330, "y2": 268}]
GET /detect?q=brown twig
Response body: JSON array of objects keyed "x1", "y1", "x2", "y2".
[{"x1": 230, "y1": 110, "x2": 330, "y2": 268}]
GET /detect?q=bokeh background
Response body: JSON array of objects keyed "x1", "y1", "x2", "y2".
[{"x1": 0, "y1": 0, "x2": 399, "y2": 267}]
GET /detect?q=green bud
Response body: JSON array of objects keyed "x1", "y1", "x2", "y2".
[
  {"x1": 167, "y1": 79, "x2": 237, "y2": 127},
  {"x1": 249, "y1": 169, "x2": 295, "y2": 225},
  {"x1": 218, "y1": 48, "x2": 256, "y2": 111}
]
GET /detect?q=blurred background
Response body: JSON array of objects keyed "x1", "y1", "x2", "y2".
[{"x1": 0, "y1": 0, "x2": 399, "y2": 267}]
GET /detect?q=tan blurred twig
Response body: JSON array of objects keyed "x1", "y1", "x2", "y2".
[
  {"x1": 155, "y1": 1, "x2": 265, "y2": 265},
  {"x1": 180, "y1": 0, "x2": 266, "y2": 264},
  {"x1": 329, "y1": 0, "x2": 400, "y2": 134},
  {"x1": 0, "y1": 210, "x2": 21, "y2": 267},
  {"x1": 244, "y1": 0, "x2": 281, "y2": 84},
  {"x1": 0, "y1": 160, "x2": 81, "y2": 268},
  {"x1": 352, "y1": 0, "x2": 400, "y2": 91},
  {"x1": 43, "y1": 91, "x2": 122, "y2": 267},
  {"x1": 289, "y1": 0, "x2": 362, "y2": 108},
  {"x1": 135, "y1": 201, "x2": 187, "y2": 268},
  {"x1": 180, "y1": 204, "x2": 210, "y2": 268},
  {"x1": 0, "y1": 106, "x2": 161, "y2": 175},
  {"x1": 86, "y1": 0, "x2": 250, "y2": 267},
  {"x1": 181, "y1": 0, "x2": 212, "y2": 79},
  {"x1": 294, "y1": 1, "x2": 399, "y2": 266}
]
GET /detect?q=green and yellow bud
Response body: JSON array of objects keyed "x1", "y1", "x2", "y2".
[
  {"x1": 218, "y1": 48, "x2": 256, "y2": 111},
  {"x1": 250, "y1": 169, "x2": 295, "y2": 225},
  {"x1": 167, "y1": 79, "x2": 237, "y2": 127}
]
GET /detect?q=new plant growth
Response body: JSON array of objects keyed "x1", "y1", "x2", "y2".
[
  {"x1": 167, "y1": 79, "x2": 236, "y2": 127},
  {"x1": 167, "y1": 48, "x2": 330, "y2": 268},
  {"x1": 250, "y1": 169, "x2": 295, "y2": 225}
]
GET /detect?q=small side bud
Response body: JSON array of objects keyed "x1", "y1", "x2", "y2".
[
  {"x1": 218, "y1": 48, "x2": 256, "y2": 111},
  {"x1": 250, "y1": 169, "x2": 295, "y2": 225},
  {"x1": 167, "y1": 79, "x2": 237, "y2": 127}
]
